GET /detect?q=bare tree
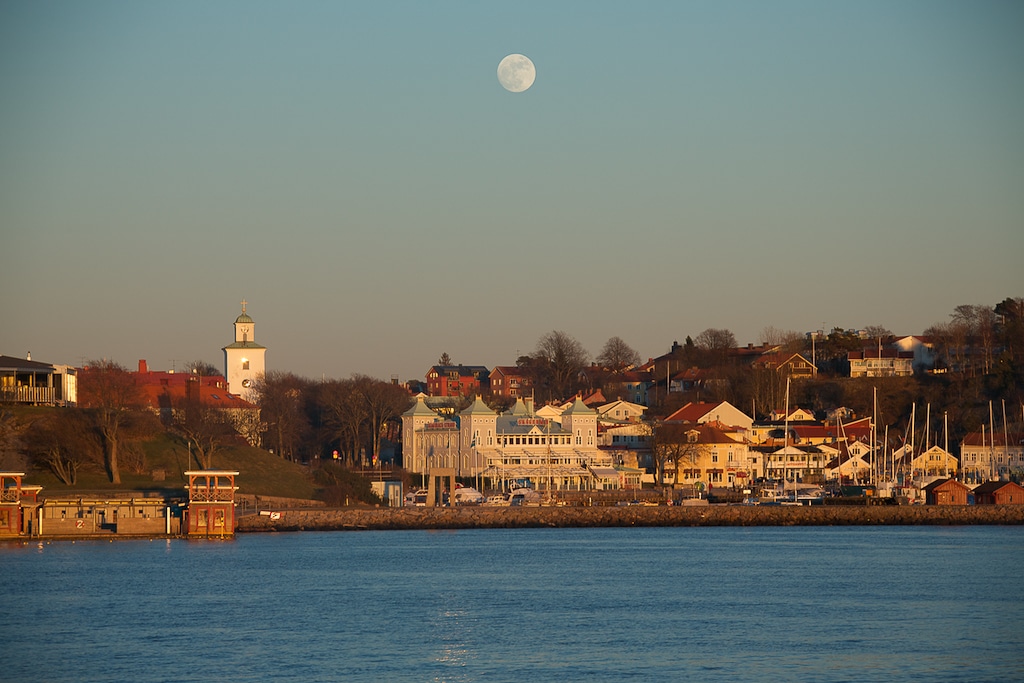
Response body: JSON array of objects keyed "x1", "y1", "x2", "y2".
[
  {"x1": 319, "y1": 379, "x2": 365, "y2": 465},
  {"x1": 596, "y1": 336, "x2": 641, "y2": 374},
  {"x1": 319, "y1": 376, "x2": 411, "y2": 466},
  {"x1": 79, "y1": 360, "x2": 145, "y2": 484},
  {"x1": 172, "y1": 381, "x2": 235, "y2": 469},
  {"x1": 352, "y1": 375, "x2": 412, "y2": 466},
  {"x1": 0, "y1": 410, "x2": 28, "y2": 471},
  {"x1": 863, "y1": 325, "x2": 893, "y2": 343},
  {"x1": 184, "y1": 360, "x2": 221, "y2": 377},
  {"x1": 923, "y1": 321, "x2": 954, "y2": 371},
  {"x1": 27, "y1": 411, "x2": 101, "y2": 485},
  {"x1": 951, "y1": 304, "x2": 998, "y2": 374},
  {"x1": 533, "y1": 330, "x2": 590, "y2": 401},
  {"x1": 252, "y1": 371, "x2": 311, "y2": 461},
  {"x1": 652, "y1": 421, "x2": 708, "y2": 488},
  {"x1": 760, "y1": 326, "x2": 803, "y2": 348},
  {"x1": 695, "y1": 328, "x2": 737, "y2": 367},
  {"x1": 695, "y1": 328, "x2": 737, "y2": 352}
]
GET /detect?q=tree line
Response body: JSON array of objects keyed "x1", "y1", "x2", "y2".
[{"x1": 252, "y1": 372, "x2": 411, "y2": 467}]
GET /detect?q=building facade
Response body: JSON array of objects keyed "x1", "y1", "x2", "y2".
[
  {"x1": 848, "y1": 349, "x2": 915, "y2": 377},
  {"x1": 425, "y1": 365, "x2": 490, "y2": 397},
  {"x1": 488, "y1": 366, "x2": 531, "y2": 399},
  {"x1": 402, "y1": 395, "x2": 615, "y2": 491},
  {"x1": 959, "y1": 430, "x2": 1024, "y2": 482}
]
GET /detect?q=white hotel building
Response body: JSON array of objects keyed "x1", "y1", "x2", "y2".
[{"x1": 402, "y1": 395, "x2": 619, "y2": 491}]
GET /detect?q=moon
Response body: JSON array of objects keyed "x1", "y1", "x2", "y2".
[{"x1": 497, "y1": 54, "x2": 536, "y2": 93}]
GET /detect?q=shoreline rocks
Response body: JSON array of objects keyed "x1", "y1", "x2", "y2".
[{"x1": 236, "y1": 504, "x2": 1024, "y2": 533}]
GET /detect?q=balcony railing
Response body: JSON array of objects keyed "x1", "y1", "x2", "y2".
[
  {"x1": 189, "y1": 488, "x2": 235, "y2": 502},
  {"x1": 0, "y1": 386, "x2": 55, "y2": 404}
]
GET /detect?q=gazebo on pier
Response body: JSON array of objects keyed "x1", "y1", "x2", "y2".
[{"x1": 184, "y1": 470, "x2": 239, "y2": 537}]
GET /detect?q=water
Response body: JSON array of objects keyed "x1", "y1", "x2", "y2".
[{"x1": 2, "y1": 526, "x2": 1022, "y2": 682}]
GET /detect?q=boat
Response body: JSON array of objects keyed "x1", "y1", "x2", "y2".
[
  {"x1": 404, "y1": 488, "x2": 428, "y2": 507},
  {"x1": 508, "y1": 487, "x2": 542, "y2": 506},
  {"x1": 452, "y1": 485, "x2": 485, "y2": 505}
]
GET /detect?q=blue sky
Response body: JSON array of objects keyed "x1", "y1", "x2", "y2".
[{"x1": 2, "y1": 1, "x2": 1022, "y2": 382}]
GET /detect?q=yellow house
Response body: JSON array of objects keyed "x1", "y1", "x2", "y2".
[{"x1": 911, "y1": 446, "x2": 958, "y2": 476}]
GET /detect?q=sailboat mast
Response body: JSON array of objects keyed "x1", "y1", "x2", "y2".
[
  {"x1": 913, "y1": 405, "x2": 921, "y2": 481},
  {"x1": 925, "y1": 403, "x2": 931, "y2": 453},
  {"x1": 989, "y1": 401, "x2": 996, "y2": 481},
  {"x1": 944, "y1": 411, "x2": 949, "y2": 478},
  {"x1": 784, "y1": 377, "x2": 791, "y2": 498},
  {"x1": 1002, "y1": 399, "x2": 1009, "y2": 481},
  {"x1": 872, "y1": 387, "x2": 880, "y2": 489},
  {"x1": 883, "y1": 425, "x2": 889, "y2": 483}
]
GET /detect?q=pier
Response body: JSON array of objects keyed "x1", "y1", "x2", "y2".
[{"x1": 236, "y1": 503, "x2": 1024, "y2": 533}]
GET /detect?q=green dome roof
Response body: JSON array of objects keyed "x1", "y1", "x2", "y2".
[{"x1": 235, "y1": 312, "x2": 254, "y2": 324}]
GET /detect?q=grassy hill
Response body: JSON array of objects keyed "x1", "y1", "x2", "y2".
[{"x1": 6, "y1": 407, "x2": 319, "y2": 500}]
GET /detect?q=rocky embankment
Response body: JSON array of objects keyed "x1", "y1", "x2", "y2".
[{"x1": 237, "y1": 504, "x2": 1024, "y2": 532}]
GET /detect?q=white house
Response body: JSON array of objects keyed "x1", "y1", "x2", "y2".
[
  {"x1": 595, "y1": 399, "x2": 647, "y2": 423},
  {"x1": 894, "y1": 336, "x2": 936, "y2": 373}
]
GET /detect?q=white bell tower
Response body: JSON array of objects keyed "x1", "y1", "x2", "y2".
[{"x1": 222, "y1": 300, "x2": 266, "y2": 400}]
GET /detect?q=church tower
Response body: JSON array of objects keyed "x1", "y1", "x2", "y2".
[{"x1": 222, "y1": 300, "x2": 266, "y2": 401}]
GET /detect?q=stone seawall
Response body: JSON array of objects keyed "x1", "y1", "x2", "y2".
[{"x1": 237, "y1": 504, "x2": 1024, "y2": 532}]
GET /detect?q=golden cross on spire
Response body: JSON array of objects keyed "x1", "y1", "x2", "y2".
[{"x1": 240, "y1": 299, "x2": 247, "y2": 313}]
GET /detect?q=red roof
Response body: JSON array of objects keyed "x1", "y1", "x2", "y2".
[
  {"x1": 848, "y1": 349, "x2": 914, "y2": 360},
  {"x1": 688, "y1": 423, "x2": 743, "y2": 445},
  {"x1": 665, "y1": 402, "x2": 718, "y2": 423},
  {"x1": 139, "y1": 382, "x2": 256, "y2": 411},
  {"x1": 961, "y1": 431, "x2": 1024, "y2": 447}
]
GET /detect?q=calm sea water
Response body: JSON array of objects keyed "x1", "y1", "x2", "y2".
[{"x1": 2, "y1": 526, "x2": 1022, "y2": 683}]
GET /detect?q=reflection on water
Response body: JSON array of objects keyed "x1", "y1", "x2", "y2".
[{"x1": 2, "y1": 526, "x2": 1022, "y2": 682}]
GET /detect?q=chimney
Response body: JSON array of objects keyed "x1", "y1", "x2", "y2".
[
  {"x1": 26, "y1": 351, "x2": 31, "y2": 361},
  {"x1": 139, "y1": 359, "x2": 148, "y2": 374}
]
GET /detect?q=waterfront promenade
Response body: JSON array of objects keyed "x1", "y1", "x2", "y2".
[{"x1": 237, "y1": 503, "x2": 1024, "y2": 532}]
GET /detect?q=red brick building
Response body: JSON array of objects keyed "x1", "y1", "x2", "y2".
[
  {"x1": 425, "y1": 365, "x2": 490, "y2": 397},
  {"x1": 489, "y1": 366, "x2": 531, "y2": 398}
]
